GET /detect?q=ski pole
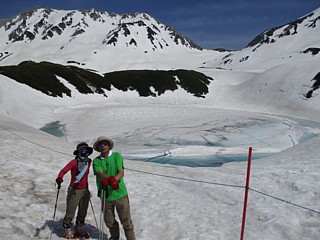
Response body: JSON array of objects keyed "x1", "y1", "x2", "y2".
[
  {"x1": 89, "y1": 198, "x2": 99, "y2": 230},
  {"x1": 50, "y1": 184, "x2": 61, "y2": 240}
]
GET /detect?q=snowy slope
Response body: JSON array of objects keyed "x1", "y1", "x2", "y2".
[{"x1": 1, "y1": 96, "x2": 320, "y2": 240}]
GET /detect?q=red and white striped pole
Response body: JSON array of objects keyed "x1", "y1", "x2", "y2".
[{"x1": 240, "y1": 146, "x2": 252, "y2": 240}]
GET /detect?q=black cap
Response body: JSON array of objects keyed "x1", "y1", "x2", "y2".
[{"x1": 73, "y1": 142, "x2": 93, "y2": 156}]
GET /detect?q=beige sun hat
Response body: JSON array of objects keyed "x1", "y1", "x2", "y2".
[{"x1": 93, "y1": 136, "x2": 114, "y2": 151}]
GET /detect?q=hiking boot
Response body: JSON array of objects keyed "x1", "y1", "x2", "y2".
[
  {"x1": 63, "y1": 227, "x2": 76, "y2": 239},
  {"x1": 75, "y1": 223, "x2": 90, "y2": 239},
  {"x1": 109, "y1": 237, "x2": 119, "y2": 240}
]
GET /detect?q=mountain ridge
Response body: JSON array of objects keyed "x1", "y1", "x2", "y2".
[
  {"x1": 0, "y1": 7, "x2": 320, "y2": 126},
  {"x1": 0, "y1": 7, "x2": 319, "y2": 71},
  {"x1": 1, "y1": 8, "x2": 202, "y2": 49}
]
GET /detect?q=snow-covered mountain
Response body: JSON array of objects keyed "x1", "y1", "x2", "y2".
[
  {"x1": 1, "y1": 7, "x2": 320, "y2": 240},
  {"x1": 0, "y1": 7, "x2": 319, "y2": 123},
  {"x1": 0, "y1": 8, "x2": 206, "y2": 69},
  {"x1": 206, "y1": 7, "x2": 320, "y2": 71},
  {"x1": 1, "y1": 7, "x2": 319, "y2": 71},
  {"x1": 2, "y1": 8, "x2": 200, "y2": 49}
]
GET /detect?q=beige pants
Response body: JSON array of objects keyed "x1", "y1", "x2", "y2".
[
  {"x1": 103, "y1": 195, "x2": 135, "y2": 240},
  {"x1": 63, "y1": 186, "x2": 90, "y2": 225}
]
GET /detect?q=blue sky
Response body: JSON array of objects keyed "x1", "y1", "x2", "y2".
[{"x1": 0, "y1": 0, "x2": 319, "y2": 50}]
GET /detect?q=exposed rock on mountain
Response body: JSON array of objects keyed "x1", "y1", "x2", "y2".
[{"x1": 0, "y1": 61, "x2": 212, "y2": 98}]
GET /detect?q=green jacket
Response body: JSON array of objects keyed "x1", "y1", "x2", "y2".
[{"x1": 93, "y1": 151, "x2": 128, "y2": 201}]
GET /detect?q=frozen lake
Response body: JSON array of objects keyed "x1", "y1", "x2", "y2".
[
  {"x1": 40, "y1": 105, "x2": 320, "y2": 167},
  {"x1": 126, "y1": 153, "x2": 271, "y2": 167}
]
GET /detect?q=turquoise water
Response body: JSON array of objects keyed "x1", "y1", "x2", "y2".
[
  {"x1": 126, "y1": 153, "x2": 270, "y2": 167},
  {"x1": 295, "y1": 118, "x2": 320, "y2": 142},
  {"x1": 39, "y1": 117, "x2": 320, "y2": 167},
  {"x1": 39, "y1": 121, "x2": 66, "y2": 139}
]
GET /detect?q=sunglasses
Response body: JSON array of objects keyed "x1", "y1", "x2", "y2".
[
  {"x1": 98, "y1": 141, "x2": 109, "y2": 148},
  {"x1": 79, "y1": 149, "x2": 90, "y2": 157}
]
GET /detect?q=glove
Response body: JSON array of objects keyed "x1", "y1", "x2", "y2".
[
  {"x1": 56, "y1": 177, "x2": 63, "y2": 188},
  {"x1": 101, "y1": 178, "x2": 109, "y2": 187},
  {"x1": 108, "y1": 176, "x2": 119, "y2": 190}
]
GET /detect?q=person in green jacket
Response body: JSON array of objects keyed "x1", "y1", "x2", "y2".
[{"x1": 92, "y1": 136, "x2": 135, "y2": 240}]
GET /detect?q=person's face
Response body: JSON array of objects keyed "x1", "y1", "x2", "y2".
[
  {"x1": 79, "y1": 148, "x2": 90, "y2": 158},
  {"x1": 98, "y1": 141, "x2": 110, "y2": 153}
]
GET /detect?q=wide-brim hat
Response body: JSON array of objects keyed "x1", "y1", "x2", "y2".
[
  {"x1": 73, "y1": 142, "x2": 93, "y2": 155},
  {"x1": 93, "y1": 136, "x2": 114, "y2": 152}
]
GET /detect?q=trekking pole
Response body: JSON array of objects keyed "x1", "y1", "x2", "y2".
[
  {"x1": 50, "y1": 184, "x2": 61, "y2": 240},
  {"x1": 99, "y1": 189, "x2": 105, "y2": 240},
  {"x1": 99, "y1": 188, "x2": 109, "y2": 240},
  {"x1": 89, "y1": 198, "x2": 99, "y2": 229}
]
